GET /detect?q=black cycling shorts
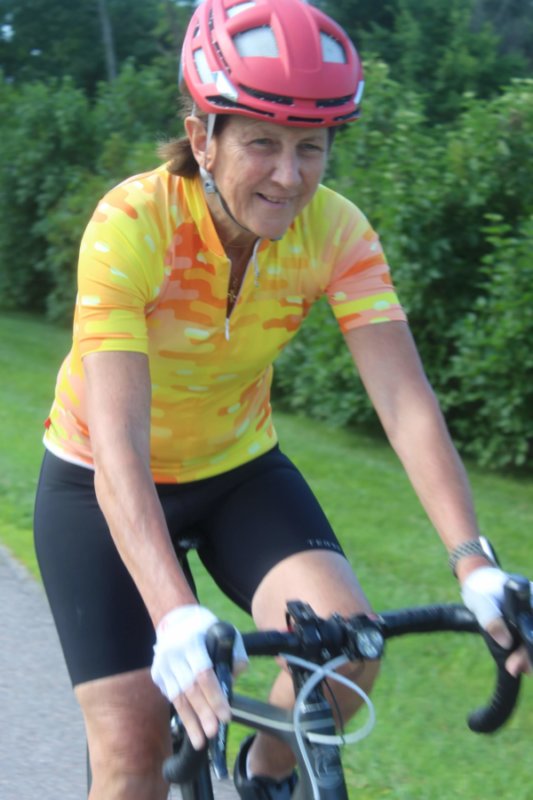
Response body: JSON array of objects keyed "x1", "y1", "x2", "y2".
[{"x1": 34, "y1": 447, "x2": 345, "y2": 686}]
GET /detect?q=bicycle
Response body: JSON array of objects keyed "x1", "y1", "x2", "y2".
[{"x1": 164, "y1": 574, "x2": 533, "y2": 800}]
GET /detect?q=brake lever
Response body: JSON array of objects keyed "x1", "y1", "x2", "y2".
[
  {"x1": 205, "y1": 621, "x2": 236, "y2": 780},
  {"x1": 162, "y1": 621, "x2": 235, "y2": 786},
  {"x1": 503, "y1": 574, "x2": 533, "y2": 664}
]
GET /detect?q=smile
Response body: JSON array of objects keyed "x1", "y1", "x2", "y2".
[{"x1": 257, "y1": 193, "x2": 293, "y2": 205}]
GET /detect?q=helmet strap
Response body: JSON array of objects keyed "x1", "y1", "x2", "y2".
[
  {"x1": 199, "y1": 112, "x2": 218, "y2": 194},
  {"x1": 199, "y1": 112, "x2": 257, "y2": 238}
]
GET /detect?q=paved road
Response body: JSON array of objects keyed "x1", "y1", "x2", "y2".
[
  {"x1": 0, "y1": 545, "x2": 238, "y2": 800},
  {"x1": 0, "y1": 545, "x2": 86, "y2": 798}
]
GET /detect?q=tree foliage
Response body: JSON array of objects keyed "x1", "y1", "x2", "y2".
[
  {"x1": 0, "y1": 1, "x2": 532, "y2": 469},
  {"x1": 273, "y1": 71, "x2": 533, "y2": 470},
  {"x1": 317, "y1": 0, "x2": 530, "y2": 122},
  {"x1": 448, "y1": 215, "x2": 533, "y2": 467},
  {"x1": 0, "y1": 63, "x2": 174, "y2": 318},
  {"x1": 0, "y1": 0, "x2": 196, "y2": 93}
]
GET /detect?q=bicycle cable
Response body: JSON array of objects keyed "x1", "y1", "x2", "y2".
[{"x1": 284, "y1": 654, "x2": 376, "y2": 800}]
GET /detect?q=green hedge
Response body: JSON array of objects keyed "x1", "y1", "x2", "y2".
[
  {"x1": 273, "y1": 70, "x2": 533, "y2": 470},
  {"x1": 0, "y1": 62, "x2": 175, "y2": 319},
  {"x1": 1, "y1": 62, "x2": 532, "y2": 469}
]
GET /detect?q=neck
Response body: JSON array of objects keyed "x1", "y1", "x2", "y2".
[{"x1": 205, "y1": 191, "x2": 258, "y2": 255}]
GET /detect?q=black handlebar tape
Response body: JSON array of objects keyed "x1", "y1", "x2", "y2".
[
  {"x1": 162, "y1": 622, "x2": 236, "y2": 785},
  {"x1": 468, "y1": 575, "x2": 532, "y2": 734},
  {"x1": 379, "y1": 604, "x2": 479, "y2": 637},
  {"x1": 377, "y1": 604, "x2": 523, "y2": 735},
  {"x1": 467, "y1": 630, "x2": 521, "y2": 734},
  {"x1": 163, "y1": 735, "x2": 208, "y2": 785}
]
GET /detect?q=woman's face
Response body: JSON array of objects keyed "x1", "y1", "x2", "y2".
[{"x1": 203, "y1": 116, "x2": 330, "y2": 245}]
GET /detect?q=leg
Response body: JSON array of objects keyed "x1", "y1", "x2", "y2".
[
  {"x1": 248, "y1": 550, "x2": 379, "y2": 779},
  {"x1": 78, "y1": 669, "x2": 171, "y2": 799},
  {"x1": 34, "y1": 452, "x2": 177, "y2": 799},
  {"x1": 195, "y1": 448, "x2": 380, "y2": 782}
]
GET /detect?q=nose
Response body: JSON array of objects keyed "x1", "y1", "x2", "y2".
[{"x1": 271, "y1": 146, "x2": 302, "y2": 189}]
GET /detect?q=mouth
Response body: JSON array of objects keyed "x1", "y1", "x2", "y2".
[{"x1": 257, "y1": 192, "x2": 293, "y2": 207}]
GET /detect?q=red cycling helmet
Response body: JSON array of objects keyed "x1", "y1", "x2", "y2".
[{"x1": 180, "y1": 0, "x2": 364, "y2": 127}]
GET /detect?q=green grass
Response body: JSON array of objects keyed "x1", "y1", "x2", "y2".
[{"x1": 1, "y1": 311, "x2": 532, "y2": 798}]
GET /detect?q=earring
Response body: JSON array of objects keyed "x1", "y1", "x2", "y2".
[{"x1": 199, "y1": 166, "x2": 216, "y2": 194}]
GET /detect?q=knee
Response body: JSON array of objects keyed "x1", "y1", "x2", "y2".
[
  {"x1": 329, "y1": 658, "x2": 380, "y2": 727},
  {"x1": 337, "y1": 654, "x2": 380, "y2": 689},
  {"x1": 347, "y1": 657, "x2": 380, "y2": 694},
  {"x1": 87, "y1": 714, "x2": 171, "y2": 797},
  {"x1": 96, "y1": 728, "x2": 167, "y2": 770},
  {"x1": 78, "y1": 670, "x2": 171, "y2": 797},
  {"x1": 89, "y1": 734, "x2": 169, "y2": 797}
]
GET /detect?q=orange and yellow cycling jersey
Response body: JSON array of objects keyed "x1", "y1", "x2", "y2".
[{"x1": 44, "y1": 165, "x2": 406, "y2": 482}]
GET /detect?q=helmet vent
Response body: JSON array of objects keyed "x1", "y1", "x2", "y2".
[
  {"x1": 206, "y1": 95, "x2": 274, "y2": 118},
  {"x1": 316, "y1": 94, "x2": 354, "y2": 109},
  {"x1": 320, "y1": 32, "x2": 346, "y2": 64},
  {"x1": 334, "y1": 110, "x2": 362, "y2": 122},
  {"x1": 288, "y1": 115, "x2": 326, "y2": 124},
  {"x1": 194, "y1": 49, "x2": 215, "y2": 85},
  {"x1": 233, "y1": 26, "x2": 279, "y2": 58},
  {"x1": 239, "y1": 83, "x2": 293, "y2": 106}
]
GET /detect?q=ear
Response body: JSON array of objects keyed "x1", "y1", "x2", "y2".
[{"x1": 185, "y1": 116, "x2": 214, "y2": 171}]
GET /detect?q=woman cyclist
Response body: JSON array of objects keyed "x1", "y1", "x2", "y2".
[{"x1": 34, "y1": 1, "x2": 531, "y2": 798}]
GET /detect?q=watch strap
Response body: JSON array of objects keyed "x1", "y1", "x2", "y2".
[{"x1": 448, "y1": 537, "x2": 498, "y2": 576}]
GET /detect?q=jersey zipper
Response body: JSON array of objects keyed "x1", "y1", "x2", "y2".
[{"x1": 225, "y1": 239, "x2": 262, "y2": 341}]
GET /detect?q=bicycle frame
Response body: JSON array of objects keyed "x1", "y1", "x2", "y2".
[
  {"x1": 233, "y1": 688, "x2": 349, "y2": 800},
  {"x1": 175, "y1": 685, "x2": 349, "y2": 800},
  {"x1": 166, "y1": 580, "x2": 533, "y2": 800}
]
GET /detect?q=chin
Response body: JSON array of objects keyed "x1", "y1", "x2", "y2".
[{"x1": 252, "y1": 219, "x2": 294, "y2": 241}]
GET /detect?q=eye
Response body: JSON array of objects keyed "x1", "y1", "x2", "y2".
[
  {"x1": 250, "y1": 137, "x2": 275, "y2": 147},
  {"x1": 299, "y1": 141, "x2": 326, "y2": 155}
]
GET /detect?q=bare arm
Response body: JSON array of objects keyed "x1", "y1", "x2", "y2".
[
  {"x1": 84, "y1": 350, "x2": 196, "y2": 626},
  {"x1": 344, "y1": 321, "x2": 491, "y2": 583},
  {"x1": 84, "y1": 351, "x2": 234, "y2": 744}
]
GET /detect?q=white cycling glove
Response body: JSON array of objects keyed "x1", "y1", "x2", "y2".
[
  {"x1": 461, "y1": 567, "x2": 509, "y2": 630},
  {"x1": 151, "y1": 604, "x2": 248, "y2": 701},
  {"x1": 461, "y1": 566, "x2": 533, "y2": 631}
]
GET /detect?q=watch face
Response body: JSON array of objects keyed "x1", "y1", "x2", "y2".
[
  {"x1": 479, "y1": 536, "x2": 498, "y2": 566},
  {"x1": 357, "y1": 629, "x2": 384, "y2": 659}
]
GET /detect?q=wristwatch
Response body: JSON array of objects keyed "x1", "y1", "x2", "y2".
[{"x1": 448, "y1": 536, "x2": 499, "y2": 576}]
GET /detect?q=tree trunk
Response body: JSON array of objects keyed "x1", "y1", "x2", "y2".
[{"x1": 97, "y1": 0, "x2": 117, "y2": 82}]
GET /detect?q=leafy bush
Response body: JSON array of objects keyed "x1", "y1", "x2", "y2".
[
  {"x1": 447, "y1": 216, "x2": 533, "y2": 468},
  {"x1": 0, "y1": 76, "x2": 94, "y2": 312},
  {"x1": 0, "y1": 63, "x2": 176, "y2": 321},
  {"x1": 274, "y1": 71, "x2": 533, "y2": 470},
  {"x1": 1, "y1": 54, "x2": 532, "y2": 468}
]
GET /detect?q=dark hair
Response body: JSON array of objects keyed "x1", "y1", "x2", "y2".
[{"x1": 158, "y1": 94, "x2": 229, "y2": 177}]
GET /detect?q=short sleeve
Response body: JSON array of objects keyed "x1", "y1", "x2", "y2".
[
  {"x1": 75, "y1": 177, "x2": 169, "y2": 357},
  {"x1": 325, "y1": 203, "x2": 406, "y2": 333}
]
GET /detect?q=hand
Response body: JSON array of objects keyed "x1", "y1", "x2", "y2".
[
  {"x1": 461, "y1": 567, "x2": 533, "y2": 677},
  {"x1": 151, "y1": 605, "x2": 248, "y2": 749}
]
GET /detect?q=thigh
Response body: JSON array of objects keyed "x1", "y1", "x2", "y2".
[
  {"x1": 197, "y1": 448, "x2": 357, "y2": 618},
  {"x1": 34, "y1": 451, "x2": 155, "y2": 685},
  {"x1": 251, "y1": 549, "x2": 371, "y2": 630}
]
